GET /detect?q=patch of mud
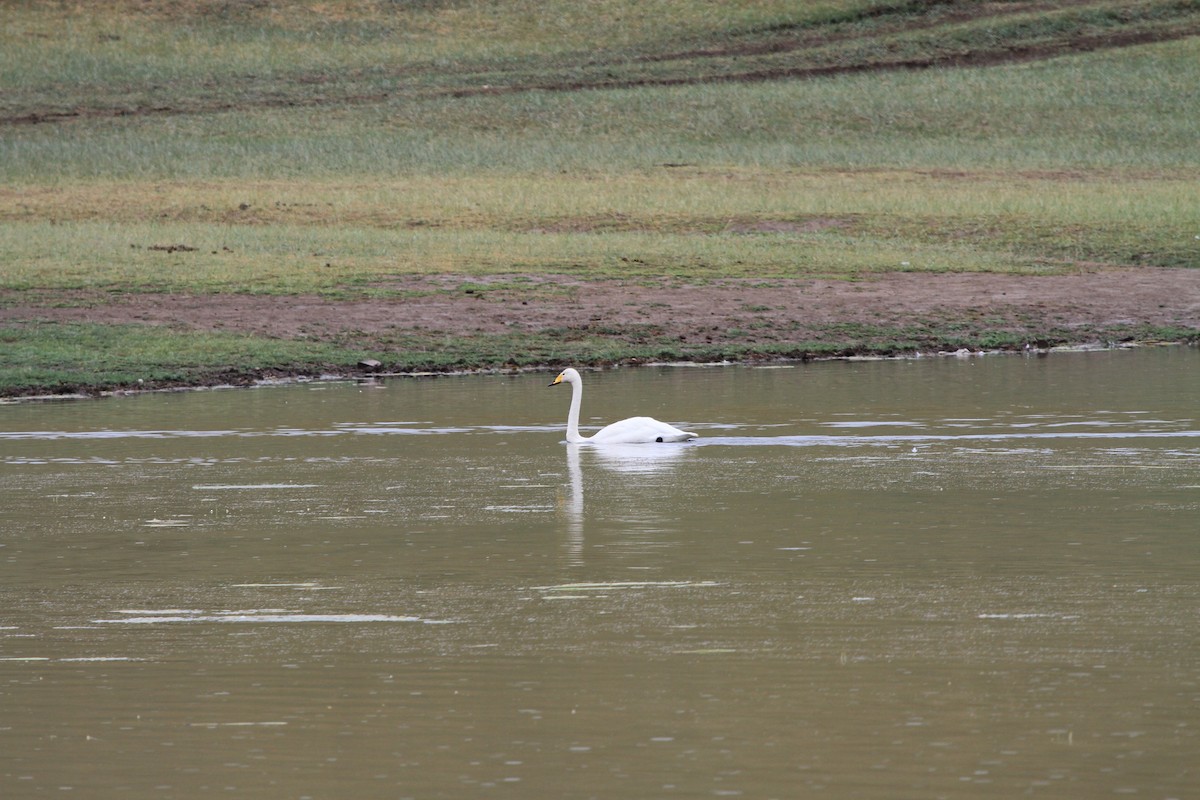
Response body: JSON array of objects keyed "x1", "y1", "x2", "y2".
[
  {"x1": 4, "y1": 269, "x2": 1197, "y2": 350},
  {"x1": 724, "y1": 219, "x2": 847, "y2": 234}
]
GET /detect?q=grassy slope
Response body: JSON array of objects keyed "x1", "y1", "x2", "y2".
[{"x1": 1, "y1": 0, "x2": 1199, "y2": 395}]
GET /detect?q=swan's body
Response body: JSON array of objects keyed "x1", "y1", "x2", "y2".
[{"x1": 549, "y1": 368, "x2": 697, "y2": 444}]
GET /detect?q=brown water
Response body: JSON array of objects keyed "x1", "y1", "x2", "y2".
[{"x1": 2, "y1": 348, "x2": 1198, "y2": 798}]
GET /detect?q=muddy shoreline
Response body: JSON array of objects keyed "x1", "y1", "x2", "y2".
[{"x1": 3, "y1": 267, "x2": 1198, "y2": 398}]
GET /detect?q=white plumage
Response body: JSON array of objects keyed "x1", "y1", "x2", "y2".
[{"x1": 549, "y1": 368, "x2": 697, "y2": 444}]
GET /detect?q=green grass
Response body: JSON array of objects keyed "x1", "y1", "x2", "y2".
[
  {"x1": 3, "y1": 314, "x2": 1197, "y2": 398},
  {"x1": 5, "y1": 35, "x2": 1200, "y2": 178},
  {"x1": 2, "y1": 168, "x2": 1195, "y2": 296},
  {"x1": 0, "y1": 322, "x2": 363, "y2": 396},
  {"x1": 1, "y1": 0, "x2": 1198, "y2": 395},
  {"x1": 4, "y1": 1, "x2": 1196, "y2": 125},
  {"x1": 0, "y1": 216, "x2": 1063, "y2": 294}
]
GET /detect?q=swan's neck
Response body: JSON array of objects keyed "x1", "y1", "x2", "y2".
[{"x1": 566, "y1": 378, "x2": 589, "y2": 443}]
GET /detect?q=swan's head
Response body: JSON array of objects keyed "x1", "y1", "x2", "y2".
[{"x1": 549, "y1": 367, "x2": 581, "y2": 387}]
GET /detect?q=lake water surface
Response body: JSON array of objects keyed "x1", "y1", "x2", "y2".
[{"x1": 2, "y1": 348, "x2": 1198, "y2": 798}]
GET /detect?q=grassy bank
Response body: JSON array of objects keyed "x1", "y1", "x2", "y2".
[
  {"x1": 2, "y1": 0, "x2": 1198, "y2": 396},
  {"x1": 0, "y1": 322, "x2": 360, "y2": 397},
  {"x1": 7, "y1": 316, "x2": 1192, "y2": 399}
]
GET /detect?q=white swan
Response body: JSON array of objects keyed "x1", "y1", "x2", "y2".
[{"x1": 549, "y1": 368, "x2": 697, "y2": 444}]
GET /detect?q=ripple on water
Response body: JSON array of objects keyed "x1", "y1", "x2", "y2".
[{"x1": 90, "y1": 609, "x2": 454, "y2": 625}]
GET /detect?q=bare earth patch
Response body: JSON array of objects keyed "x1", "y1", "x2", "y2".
[{"x1": 4, "y1": 268, "x2": 1197, "y2": 358}]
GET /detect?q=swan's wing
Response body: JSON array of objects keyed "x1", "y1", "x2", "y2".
[{"x1": 589, "y1": 416, "x2": 697, "y2": 444}]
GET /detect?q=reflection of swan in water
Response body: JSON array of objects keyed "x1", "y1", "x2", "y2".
[
  {"x1": 588, "y1": 442, "x2": 690, "y2": 474},
  {"x1": 563, "y1": 444, "x2": 584, "y2": 565},
  {"x1": 560, "y1": 442, "x2": 691, "y2": 566},
  {"x1": 549, "y1": 368, "x2": 697, "y2": 444}
]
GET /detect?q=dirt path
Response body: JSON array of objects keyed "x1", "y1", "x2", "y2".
[{"x1": 5, "y1": 268, "x2": 1198, "y2": 354}]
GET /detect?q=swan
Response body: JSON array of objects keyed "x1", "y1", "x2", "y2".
[{"x1": 549, "y1": 368, "x2": 697, "y2": 444}]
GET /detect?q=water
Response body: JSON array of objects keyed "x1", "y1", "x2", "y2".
[{"x1": 2, "y1": 348, "x2": 1198, "y2": 798}]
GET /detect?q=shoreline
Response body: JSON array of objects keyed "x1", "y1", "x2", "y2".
[
  {"x1": 4, "y1": 339, "x2": 1191, "y2": 404},
  {"x1": 4, "y1": 269, "x2": 1198, "y2": 400}
]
